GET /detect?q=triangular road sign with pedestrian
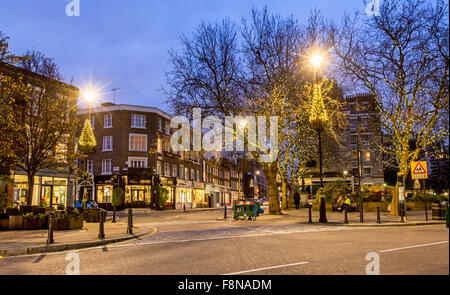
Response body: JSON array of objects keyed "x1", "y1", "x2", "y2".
[{"x1": 411, "y1": 161, "x2": 428, "y2": 179}]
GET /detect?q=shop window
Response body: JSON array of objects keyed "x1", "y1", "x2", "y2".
[{"x1": 97, "y1": 185, "x2": 113, "y2": 203}]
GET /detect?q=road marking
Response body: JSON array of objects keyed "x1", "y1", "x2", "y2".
[
  {"x1": 164, "y1": 215, "x2": 180, "y2": 220},
  {"x1": 379, "y1": 241, "x2": 449, "y2": 253},
  {"x1": 222, "y1": 262, "x2": 309, "y2": 275}
]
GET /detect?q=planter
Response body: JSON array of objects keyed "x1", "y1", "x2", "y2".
[
  {"x1": 0, "y1": 219, "x2": 9, "y2": 230},
  {"x1": 55, "y1": 216, "x2": 83, "y2": 230},
  {"x1": 20, "y1": 205, "x2": 33, "y2": 215},
  {"x1": 32, "y1": 206, "x2": 47, "y2": 215},
  {"x1": 9, "y1": 215, "x2": 24, "y2": 230},
  {"x1": 83, "y1": 208, "x2": 100, "y2": 222},
  {"x1": 6, "y1": 208, "x2": 20, "y2": 216},
  {"x1": 23, "y1": 217, "x2": 42, "y2": 230}
]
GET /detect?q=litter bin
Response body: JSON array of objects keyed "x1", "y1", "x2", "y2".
[
  {"x1": 432, "y1": 202, "x2": 445, "y2": 220},
  {"x1": 232, "y1": 199, "x2": 260, "y2": 221}
]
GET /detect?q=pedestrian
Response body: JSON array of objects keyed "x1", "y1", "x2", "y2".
[
  {"x1": 293, "y1": 183, "x2": 301, "y2": 210},
  {"x1": 342, "y1": 195, "x2": 351, "y2": 212},
  {"x1": 336, "y1": 196, "x2": 344, "y2": 212}
]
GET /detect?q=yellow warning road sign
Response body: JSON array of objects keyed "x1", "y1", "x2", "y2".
[{"x1": 411, "y1": 161, "x2": 428, "y2": 179}]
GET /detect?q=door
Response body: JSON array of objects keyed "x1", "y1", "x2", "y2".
[
  {"x1": 41, "y1": 185, "x2": 53, "y2": 206},
  {"x1": 131, "y1": 189, "x2": 145, "y2": 202}
]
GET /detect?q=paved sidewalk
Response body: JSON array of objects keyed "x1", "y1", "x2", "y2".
[
  {"x1": 227, "y1": 208, "x2": 447, "y2": 226},
  {"x1": 0, "y1": 221, "x2": 154, "y2": 257}
]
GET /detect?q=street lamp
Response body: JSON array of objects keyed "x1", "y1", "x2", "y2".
[
  {"x1": 238, "y1": 119, "x2": 248, "y2": 200},
  {"x1": 308, "y1": 50, "x2": 328, "y2": 223}
]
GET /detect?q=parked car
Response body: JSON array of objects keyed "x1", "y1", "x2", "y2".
[
  {"x1": 74, "y1": 200, "x2": 98, "y2": 209},
  {"x1": 257, "y1": 198, "x2": 269, "y2": 206}
]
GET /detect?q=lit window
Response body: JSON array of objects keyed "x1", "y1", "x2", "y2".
[
  {"x1": 165, "y1": 163, "x2": 171, "y2": 176},
  {"x1": 157, "y1": 161, "x2": 162, "y2": 175},
  {"x1": 364, "y1": 151, "x2": 371, "y2": 161},
  {"x1": 128, "y1": 157, "x2": 147, "y2": 168},
  {"x1": 179, "y1": 165, "x2": 184, "y2": 179},
  {"x1": 173, "y1": 165, "x2": 178, "y2": 178},
  {"x1": 129, "y1": 134, "x2": 147, "y2": 151}
]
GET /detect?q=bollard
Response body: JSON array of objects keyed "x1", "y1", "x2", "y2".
[
  {"x1": 400, "y1": 206, "x2": 405, "y2": 223},
  {"x1": 377, "y1": 206, "x2": 381, "y2": 224},
  {"x1": 344, "y1": 209, "x2": 348, "y2": 224},
  {"x1": 224, "y1": 205, "x2": 227, "y2": 219},
  {"x1": 127, "y1": 208, "x2": 133, "y2": 234},
  {"x1": 183, "y1": 203, "x2": 186, "y2": 213},
  {"x1": 308, "y1": 204, "x2": 312, "y2": 224},
  {"x1": 360, "y1": 199, "x2": 364, "y2": 223},
  {"x1": 112, "y1": 206, "x2": 116, "y2": 223},
  {"x1": 98, "y1": 210, "x2": 105, "y2": 239},
  {"x1": 319, "y1": 197, "x2": 327, "y2": 223},
  {"x1": 47, "y1": 213, "x2": 54, "y2": 245}
]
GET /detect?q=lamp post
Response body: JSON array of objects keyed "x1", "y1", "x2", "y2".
[
  {"x1": 238, "y1": 119, "x2": 247, "y2": 200},
  {"x1": 308, "y1": 51, "x2": 328, "y2": 223}
]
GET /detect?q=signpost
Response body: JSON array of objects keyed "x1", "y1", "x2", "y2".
[
  {"x1": 411, "y1": 161, "x2": 429, "y2": 221},
  {"x1": 397, "y1": 172, "x2": 406, "y2": 222}
]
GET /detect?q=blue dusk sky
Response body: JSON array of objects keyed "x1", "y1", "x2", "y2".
[{"x1": 0, "y1": 0, "x2": 367, "y2": 113}]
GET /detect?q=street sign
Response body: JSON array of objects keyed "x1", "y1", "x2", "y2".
[{"x1": 411, "y1": 161, "x2": 428, "y2": 179}]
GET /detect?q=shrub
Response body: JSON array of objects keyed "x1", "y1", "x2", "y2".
[
  {"x1": 158, "y1": 187, "x2": 169, "y2": 208},
  {"x1": 57, "y1": 204, "x2": 65, "y2": 210},
  {"x1": 112, "y1": 187, "x2": 124, "y2": 207}
]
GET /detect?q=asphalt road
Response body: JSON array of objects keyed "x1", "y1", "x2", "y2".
[{"x1": 0, "y1": 211, "x2": 448, "y2": 275}]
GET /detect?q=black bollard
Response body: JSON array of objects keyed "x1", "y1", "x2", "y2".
[
  {"x1": 183, "y1": 203, "x2": 186, "y2": 213},
  {"x1": 344, "y1": 209, "x2": 348, "y2": 224},
  {"x1": 98, "y1": 210, "x2": 105, "y2": 239},
  {"x1": 319, "y1": 197, "x2": 327, "y2": 223},
  {"x1": 308, "y1": 204, "x2": 312, "y2": 224},
  {"x1": 224, "y1": 205, "x2": 227, "y2": 219},
  {"x1": 112, "y1": 206, "x2": 116, "y2": 223},
  {"x1": 400, "y1": 206, "x2": 405, "y2": 223},
  {"x1": 377, "y1": 206, "x2": 381, "y2": 224},
  {"x1": 127, "y1": 208, "x2": 133, "y2": 234},
  {"x1": 360, "y1": 199, "x2": 364, "y2": 223},
  {"x1": 47, "y1": 213, "x2": 54, "y2": 245}
]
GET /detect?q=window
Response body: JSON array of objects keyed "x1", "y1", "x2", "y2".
[
  {"x1": 157, "y1": 161, "x2": 162, "y2": 175},
  {"x1": 165, "y1": 163, "x2": 171, "y2": 176},
  {"x1": 190, "y1": 168, "x2": 195, "y2": 180},
  {"x1": 102, "y1": 136, "x2": 113, "y2": 151},
  {"x1": 129, "y1": 134, "x2": 147, "y2": 151},
  {"x1": 349, "y1": 118, "x2": 357, "y2": 129},
  {"x1": 131, "y1": 114, "x2": 146, "y2": 128},
  {"x1": 164, "y1": 141, "x2": 170, "y2": 153},
  {"x1": 172, "y1": 164, "x2": 178, "y2": 178},
  {"x1": 102, "y1": 159, "x2": 112, "y2": 175},
  {"x1": 157, "y1": 137, "x2": 162, "y2": 153},
  {"x1": 352, "y1": 168, "x2": 359, "y2": 177},
  {"x1": 128, "y1": 157, "x2": 147, "y2": 168},
  {"x1": 179, "y1": 165, "x2": 184, "y2": 179},
  {"x1": 364, "y1": 167, "x2": 371, "y2": 177},
  {"x1": 185, "y1": 167, "x2": 189, "y2": 180},
  {"x1": 165, "y1": 121, "x2": 170, "y2": 135},
  {"x1": 352, "y1": 151, "x2": 359, "y2": 160},
  {"x1": 87, "y1": 160, "x2": 93, "y2": 175},
  {"x1": 90, "y1": 117, "x2": 95, "y2": 129},
  {"x1": 362, "y1": 135, "x2": 370, "y2": 145},
  {"x1": 196, "y1": 170, "x2": 200, "y2": 181},
  {"x1": 158, "y1": 118, "x2": 162, "y2": 132},
  {"x1": 350, "y1": 135, "x2": 357, "y2": 145},
  {"x1": 364, "y1": 151, "x2": 371, "y2": 162},
  {"x1": 104, "y1": 114, "x2": 112, "y2": 128}
]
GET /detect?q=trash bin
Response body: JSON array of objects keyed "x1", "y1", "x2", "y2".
[
  {"x1": 232, "y1": 199, "x2": 260, "y2": 220},
  {"x1": 432, "y1": 202, "x2": 445, "y2": 220}
]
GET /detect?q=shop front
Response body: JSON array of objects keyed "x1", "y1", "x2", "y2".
[
  {"x1": 12, "y1": 172, "x2": 71, "y2": 208},
  {"x1": 122, "y1": 168, "x2": 154, "y2": 208},
  {"x1": 175, "y1": 179, "x2": 192, "y2": 209},
  {"x1": 160, "y1": 177, "x2": 176, "y2": 208},
  {"x1": 192, "y1": 181, "x2": 206, "y2": 208}
]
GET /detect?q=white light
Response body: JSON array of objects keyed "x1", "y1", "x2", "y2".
[{"x1": 311, "y1": 55, "x2": 323, "y2": 68}]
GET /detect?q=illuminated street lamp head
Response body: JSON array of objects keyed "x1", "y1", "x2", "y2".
[
  {"x1": 84, "y1": 88, "x2": 96, "y2": 104},
  {"x1": 343, "y1": 170, "x2": 348, "y2": 176},
  {"x1": 311, "y1": 54, "x2": 323, "y2": 69},
  {"x1": 240, "y1": 119, "x2": 247, "y2": 127}
]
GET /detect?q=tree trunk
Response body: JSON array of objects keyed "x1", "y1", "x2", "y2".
[
  {"x1": 265, "y1": 163, "x2": 282, "y2": 215},
  {"x1": 26, "y1": 172, "x2": 35, "y2": 205},
  {"x1": 390, "y1": 155, "x2": 409, "y2": 216},
  {"x1": 288, "y1": 186, "x2": 295, "y2": 209},
  {"x1": 281, "y1": 177, "x2": 288, "y2": 210}
]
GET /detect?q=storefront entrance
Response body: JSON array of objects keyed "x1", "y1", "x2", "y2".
[{"x1": 125, "y1": 185, "x2": 151, "y2": 207}]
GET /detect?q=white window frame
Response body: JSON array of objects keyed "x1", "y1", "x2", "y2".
[
  {"x1": 157, "y1": 161, "x2": 162, "y2": 175},
  {"x1": 179, "y1": 165, "x2": 184, "y2": 179},
  {"x1": 129, "y1": 133, "x2": 147, "y2": 152},
  {"x1": 104, "y1": 114, "x2": 112, "y2": 128},
  {"x1": 102, "y1": 136, "x2": 113, "y2": 152},
  {"x1": 165, "y1": 163, "x2": 171, "y2": 177},
  {"x1": 131, "y1": 114, "x2": 146, "y2": 128},
  {"x1": 172, "y1": 164, "x2": 178, "y2": 178},
  {"x1": 102, "y1": 159, "x2": 112, "y2": 175},
  {"x1": 128, "y1": 157, "x2": 148, "y2": 168},
  {"x1": 158, "y1": 118, "x2": 162, "y2": 132},
  {"x1": 90, "y1": 117, "x2": 95, "y2": 129},
  {"x1": 87, "y1": 160, "x2": 94, "y2": 175}
]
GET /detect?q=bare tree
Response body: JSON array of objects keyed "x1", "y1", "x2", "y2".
[{"x1": 328, "y1": 0, "x2": 449, "y2": 215}]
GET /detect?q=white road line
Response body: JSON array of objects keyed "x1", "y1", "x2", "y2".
[
  {"x1": 379, "y1": 241, "x2": 449, "y2": 253},
  {"x1": 222, "y1": 262, "x2": 309, "y2": 275}
]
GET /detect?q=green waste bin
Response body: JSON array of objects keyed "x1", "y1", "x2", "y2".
[
  {"x1": 233, "y1": 199, "x2": 260, "y2": 221},
  {"x1": 432, "y1": 202, "x2": 446, "y2": 220}
]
